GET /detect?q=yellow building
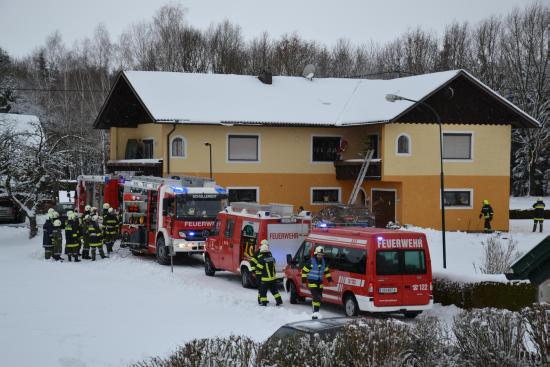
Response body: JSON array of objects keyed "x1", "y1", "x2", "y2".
[{"x1": 94, "y1": 70, "x2": 539, "y2": 231}]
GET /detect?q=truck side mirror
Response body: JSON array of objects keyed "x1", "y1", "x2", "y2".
[{"x1": 286, "y1": 254, "x2": 293, "y2": 265}]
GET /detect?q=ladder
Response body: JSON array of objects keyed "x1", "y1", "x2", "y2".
[{"x1": 347, "y1": 149, "x2": 374, "y2": 205}]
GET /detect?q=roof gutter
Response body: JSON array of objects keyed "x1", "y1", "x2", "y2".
[{"x1": 166, "y1": 123, "x2": 177, "y2": 176}]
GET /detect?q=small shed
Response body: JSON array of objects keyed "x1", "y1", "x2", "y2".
[{"x1": 506, "y1": 236, "x2": 550, "y2": 302}]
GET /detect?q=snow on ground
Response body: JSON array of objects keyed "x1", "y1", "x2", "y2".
[
  {"x1": 510, "y1": 196, "x2": 549, "y2": 210},
  {"x1": 0, "y1": 219, "x2": 546, "y2": 366}
]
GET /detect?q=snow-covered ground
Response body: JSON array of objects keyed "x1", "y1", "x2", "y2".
[
  {"x1": 510, "y1": 196, "x2": 549, "y2": 210},
  {"x1": 0, "y1": 219, "x2": 546, "y2": 366}
]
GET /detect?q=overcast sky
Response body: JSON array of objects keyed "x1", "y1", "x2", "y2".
[{"x1": 1, "y1": 0, "x2": 533, "y2": 58}]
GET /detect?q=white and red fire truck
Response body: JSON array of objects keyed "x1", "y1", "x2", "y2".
[
  {"x1": 204, "y1": 202, "x2": 311, "y2": 288},
  {"x1": 76, "y1": 174, "x2": 124, "y2": 213},
  {"x1": 119, "y1": 176, "x2": 228, "y2": 264}
]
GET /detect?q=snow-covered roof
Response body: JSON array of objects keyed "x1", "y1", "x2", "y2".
[
  {"x1": 123, "y1": 70, "x2": 460, "y2": 126},
  {"x1": 95, "y1": 69, "x2": 541, "y2": 128}
]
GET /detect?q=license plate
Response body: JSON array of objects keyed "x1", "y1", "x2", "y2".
[{"x1": 378, "y1": 287, "x2": 398, "y2": 294}]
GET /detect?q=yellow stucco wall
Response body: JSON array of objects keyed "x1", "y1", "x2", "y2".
[
  {"x1": 110, "y1": 124, "x2": 165, "y2": 160},
  {"x1": 382, "y1": 123, "x2": 511, "y2": 177}
]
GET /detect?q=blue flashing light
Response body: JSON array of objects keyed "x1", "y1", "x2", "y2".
[
  {"x1": 318, "y1": 223, "x2": 328, "y2": 228},
  {"x1": 188, "y1": 231, "x2": 195, "y2": 237},
  {"x1": 377, "y1": 236, "x2": 383, "y2": 241},
  {"x1": 171, "y1": 186, "x2": 188, "y2": 194},
  {"x1": 215, "y1": 186, "x2": 226, "y2": 194},
  {"x1": 104, "y1": 176, "x2": 109, "y2": 183}
]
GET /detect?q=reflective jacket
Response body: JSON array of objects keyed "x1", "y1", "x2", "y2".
[
  {"x1": 103, "y1": 213, "x2": 119, "y2": 235},
  {"x1": 302, "y1": 257, "x2": 332, "y2": 287},
  {"x1": 255, "y1": 251, "x2": 277, "y2": 282},
  {"x1": 85, "y1": 222, "x2": 103, "y2": 247},
  {"x1": 480, "y1": 204, "x2": 494, "y2": 219},
  {"x1": 64, "y1": 218, "x2": 80, "y2": 246},
  {"x1": 249, "y1": 250, "x2": 262, "y2": 276},
  {"x1": 533, "y1": 201, "x2": 545, "y2": 221}
]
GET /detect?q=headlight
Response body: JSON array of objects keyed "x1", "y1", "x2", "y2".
[{"x1": 179, "y1": 230, "x2": 186, "y2": 238}]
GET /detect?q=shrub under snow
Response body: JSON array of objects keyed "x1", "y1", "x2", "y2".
[{"x1": 475, "y1": 235, "x2": 522, "y2": 274}]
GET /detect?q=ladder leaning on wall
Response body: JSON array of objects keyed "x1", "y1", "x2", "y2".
[{"x1": 347, "y1": 149, "x2": 375, "y2": 206}]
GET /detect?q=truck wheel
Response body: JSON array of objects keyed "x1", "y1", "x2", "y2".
[
  {"x1": 204, "y1": 255, "x2": 215, "y2": 276},
  {"x1": 241, "y1": 267, "x2": 253, "y2": 288},
  {"x1": 344, "y1": 294, "x2": 359, "y2": 317},
  {"x1": 156, "y1": 236, "x2": 170, "y2": 265}
]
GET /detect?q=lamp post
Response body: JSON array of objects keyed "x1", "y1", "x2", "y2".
[
  {"x1": 385, "y1": 94, "x2": 447, "y2": 269},
  {"x1": 204, "y1": 142, "x2": 212, "y2": 179}
]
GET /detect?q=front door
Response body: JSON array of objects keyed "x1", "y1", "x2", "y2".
[{"x1": 372, "y1": 190, "x2": 396, "y2": 228}]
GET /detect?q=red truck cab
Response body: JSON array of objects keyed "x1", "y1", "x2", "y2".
[{"x1": 284, "y1": 226, "x2": 433, "y2": 317}]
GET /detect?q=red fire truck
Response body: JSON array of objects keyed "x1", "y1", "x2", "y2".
[
  {"x1": 120, "y1": 176, "x2": 228, "y2": 264},
  {"x1": 204, "y1": 202, "x2": 311, "y2": 288},
  {"x1": 76, "y1": 174, "x2": 123, "y2": 213},
  {"x1": 284, "y1": 226, "x2": 433, "y2": 317}
]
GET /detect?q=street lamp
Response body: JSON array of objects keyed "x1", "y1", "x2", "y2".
[
  {"x1": 204, "y1": 142, "x2": 212, "y2": 179},
  {"x1": 385, "y1": 94, "x2": 447, "y2": 269}
]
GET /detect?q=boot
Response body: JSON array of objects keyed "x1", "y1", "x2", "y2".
[
  {"x1": 74, "y1": 255, "x2": 81, "y2": 262},
  {"x1": 533, "y1": 223, "x2": 537, "y2": 232},
  {"x1": 68, "y1": 255, "x2": 72, "y2": 262},
  {"x1": 91, "y1": 253, "x2": 96, "y2": 261}
]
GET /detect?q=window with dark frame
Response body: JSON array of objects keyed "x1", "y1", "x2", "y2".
[
  {"x1": 444, "y1": 191, "x2": 472, "y2": 207},
  {"x1": 376, "y1": 250, "x2": 426, "y2": 275},
  {"x1": 142, "y1": 139, "x2": 154, "y2": 159},
  {"x1": 312, "y1": 136, "x2": 340, "y2": 162},
  {"x1": 228, "y1": 188, "x2": 258, "y2": 203},
  {"x1": 442, "y1": 133, "x2": 472, "y2": 159},
  {"x1": 171, "y1": 137, "x2": 185, "y2": 157},
  {"x1": 312, "y1": 189, "x2": 340, "y2": 204},
  {"x1": 397, "y1": 135, "x2": 410, "y2": 154},
  {"x1": 366, "y1": 134, "x2": 380, "y2": 158},
  {"x1": 228, "y1": 135, "x2": 259, "y2": 161}
]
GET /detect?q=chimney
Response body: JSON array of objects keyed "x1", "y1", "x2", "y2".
[{"x1": 258, "y1": 70, "x2": 272, "y2": 85}]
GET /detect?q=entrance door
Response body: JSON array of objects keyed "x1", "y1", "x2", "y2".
[{"x1": 372, "y1": 190, "x2": 396, "y2": 228}]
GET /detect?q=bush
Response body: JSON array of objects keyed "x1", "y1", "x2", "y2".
[
  {"x1": 521, "y1": 303, "x2": 550, "y2": 366},
  {"x1": 475, "y1": 235, "x2": 521, "y2": 274},
  {"x1": 452, "y1": 308, "x2": 530, "y2": 367},
  {"x1": 433, "y1": 278, "x2": 537, "y2": 311}
]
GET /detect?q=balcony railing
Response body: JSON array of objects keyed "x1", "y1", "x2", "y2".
[{"x1": 334, "y1": 159, "x2": 381, "y2": 180}]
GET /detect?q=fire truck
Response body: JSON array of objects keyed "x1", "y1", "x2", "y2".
[
  {"x1": 120, "y1": 176, "x2": 228, "y2": 264},
  {"x1": 76, "y1": 174, "x2": 124, "y2": 213},
  {"x1": 204, "y1": 202, "x2": 311, "y2": 288}
]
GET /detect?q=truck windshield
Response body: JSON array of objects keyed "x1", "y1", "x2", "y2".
[{"x1": 176, "y1": 196, "x2": 225, "y2": 219}]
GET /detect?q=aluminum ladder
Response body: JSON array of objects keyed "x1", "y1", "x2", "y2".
[{"x1": 347, "y1": 149, "x2": 374, "y2": 205}]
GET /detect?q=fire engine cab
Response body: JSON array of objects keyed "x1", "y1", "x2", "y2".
[
  {"x1": 76, "y1": 174, "x2": 123, "y2": 213},
  {"x1": 284, "y1": 227, "x2": 433, "y2": 318},
  {"x1": 204, "y1": 202, "x2": 311, "y2": 288},
  {"x1": 120, "y1": 176, "x2": 228, "y2": 264}
]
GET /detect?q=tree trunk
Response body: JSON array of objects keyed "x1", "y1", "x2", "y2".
[{"x1": 29, "y1": 215, "x2": 38, "y2": 239}]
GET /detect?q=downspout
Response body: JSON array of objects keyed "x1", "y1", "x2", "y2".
[{"x1": 166, "y1": 123, "x2": 177, "y2": 176}]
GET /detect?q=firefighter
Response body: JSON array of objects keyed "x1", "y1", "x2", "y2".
[
  {"x1": 533, "y1": 198, "x2": 545, "y2": 232},
  {"x1": 81, "y1": 215, "x2": 92, "y2": 259},
  {"x1": 51, "y1": 219, "x2": 64, "y2": 261},
  {"x1": 255, "y1": 241, "x2": 283, "y2": 306},
  {"x1": 64, "y1": 211, "x2": 81, "y2": 262},
  {"x1": 302, "y1": 246, "x2": 333, "y2": 319},
  {"x1": 479, "y1": 199, "x2": 494, "y2": 233},
  {"x1": 103, "y1": 207, "x2": 118, "y2": 255},
  {"x1": 84, "y1": 205, "x2": 92, "y2": 217},
  {"x1": 102, "y1": 203, "x2": 110, "y2": 217},
  {"x1": 250, "y1": 240, "x2": 266, "y2": 305},
  {"x1": 42, "y1": 208, "x2": 55, "y2": 259},
  {"x1": 85, "y1": 214, "x2": 106, "y2": 261}
]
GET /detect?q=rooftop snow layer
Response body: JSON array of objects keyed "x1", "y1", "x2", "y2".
[{"x1": 123, "y1": 70, "x2": 462, "y2": 125}]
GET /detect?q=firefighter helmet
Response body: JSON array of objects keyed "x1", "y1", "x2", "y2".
[
  {"x1": 85, "y1": 205, "x2": 91, "y2": 212},
  {"x1": 66, "y1": 210, "x2": 74, "y2": 219},
  {"x1": 108, "y1": 207, "x2": 114, "y2": 213},
  {"x1": 103, "y1": 203, "x2": 110, "y2": 209},
  {"x1": 314, "y1": 246, "x2": 325, "y2": 255},
  {"x1": 260, "y1": 242, "x2": 269, "y2": 253},
  {"x1": 92, "y1": 215, "x2": 99, "y2": 221},
  {"x1": 51, "y1": 211, "x2": 59, "y2": 219},
  {"x1": 53, "y1": 219, "x2": 62, "y2": 227},
  {"x1": 483, "y1": 199, "x2": 489, "y2": 205}
]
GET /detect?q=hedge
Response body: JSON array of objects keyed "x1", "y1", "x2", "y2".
[
  {"x1": 509, "y1": 209, "x2": 550, "y2": 220},
  {"x1": 433, "y1": 277, "x2": 537, "y2": 311}
]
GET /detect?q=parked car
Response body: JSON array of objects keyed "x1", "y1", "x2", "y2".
[
  {"x1": 265, "y1": 317, "x2": 356, "y2": 344},
  {"x1": 312, "y1": 204, "x2": 375, "y2": 228},
  {"x1": 0, "y1": 198, "x2": 25, "y2": 223}
]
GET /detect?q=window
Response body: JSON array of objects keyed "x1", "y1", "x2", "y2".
[
  {"x1": 142, "y1": 139, "x2": 154, "y2": 159},
  {"x1": 210, "y1": 219, "x2": 221, "y2": 236},
  {"x1": 296, "y1": 241, "x2": 313, "y2": 266},
  {"x1": 396, "y1": 134, "x2": 411, "y2": 155},
  {"x1": 228, "y1": 135, "x2": 259, "y2": 161},
  {"x1": 403, "y1": 250, "x2": 426, "y2": 274},
  {"x1": 366, "y1": 134, "x2": 380, "y2": 159},
  {"x1": 224, "y1": 219, "x2": 235, "y2": 238},
  {"x1": 312, "y1": 136, "x2": 340, "y2": 162},
  {"x1": 228, "y1": 188, "x2": 258, "y2": 203},
  {"x1": 171, "y1": 137, "x2": 185, "y2": 158},
  {"x1": 444, "y1": 190, "x2": 472, "y2": 208},
  {"x1": 443, "y1": 133, "x2": 472, "y2": 159},
  {"x1": 311, "y1": 188, "x2": 341, "y2": 204},
  {"x1": 327, "y1": 246, "x2": 367, "y2": 274},
  {"x1": 376, "y1": 251, "x2": 401, "y2": 275}
]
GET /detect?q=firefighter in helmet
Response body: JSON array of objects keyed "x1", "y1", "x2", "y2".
[
  {"x1": 302, "y1": 246, "x2": 333, "y2": 319},
  {"x1": 64, "y1": 211, "x2": 81, "y2": 262},
  {"x1": 102, "y1": 203, "x2": 110, "y2": 217},
  {"x1": 532, "y1": 198, "x2": 546, "y2": 232},
  {"x1": 51, "y1": 219, "x2": 64, "y2": 261},
  {"x1": 42, "y1": 208, "x2": 55, "y2": 259},
  {"x1": 255, "y1": 241, "x2": 283, "y2": 306},
  {"x1": 84, "y1": 214, "x2": 106, "y2": 261},
  {"x1": 84, "y1": 205, "x2": 92, "y2": 217},
  {"x1": 250, "y1": 239, "x2": 266, "y2": 305},
  {"x1": 103, "y1": 207, "x2": 119, "y2": 255},
  {"x1": 81, "y1": 215, "x2": 92, "y2": 259},
  {"x1": 479, "y1": 199, "x2": 494, "y2": 233}
]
